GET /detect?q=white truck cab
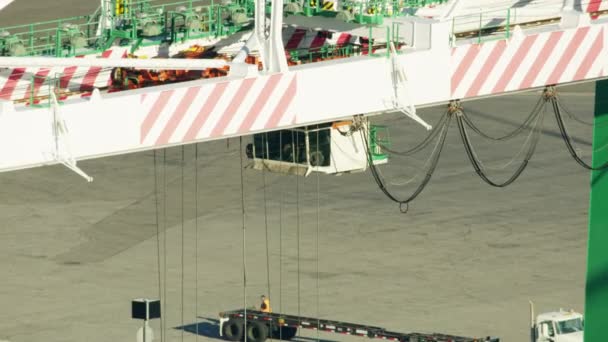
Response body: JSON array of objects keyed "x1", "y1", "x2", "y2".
[{"x1": 530, "y1": 302, "x2": 583, "y2": 342}]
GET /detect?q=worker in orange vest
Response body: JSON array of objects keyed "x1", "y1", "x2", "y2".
[{"x1": 260, "y1": 295, "x2": 272, "y2": 313}]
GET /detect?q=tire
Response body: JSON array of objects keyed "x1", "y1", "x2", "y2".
[
  {"x1": 223, "y1": 319, "x2": 244, "y2": 341},
  {"x1": 277, "y1": 326, "x2": 297, "y2": 340},
  {"x1": 309, "y1": 151, "x2": 325, "y2": 167},
  {"x1": 246, "y1": 321, "x2": 268, "y2": 342}
]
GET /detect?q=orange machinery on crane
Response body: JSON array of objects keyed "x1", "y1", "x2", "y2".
[
  {"x1": 109, "y1": 45, "x2": 239, "y2": 91},
  {"x1": 107, "y1": 38, "x2": 376, "y2": 92}
]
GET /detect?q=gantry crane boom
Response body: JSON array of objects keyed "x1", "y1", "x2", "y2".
[
  {"x1": 0, "y1": 2, "x2": 606, "y2": 176},
  {"x1": 1, "y1": 2, "x2": 608, "y2": 341}
]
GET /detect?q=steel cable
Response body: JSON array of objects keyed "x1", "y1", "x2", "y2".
[
  {"x1": 294, "y1": 130, "x2": 301, "y2": 333},
  {"x1": 554, "y1": 94, "x2": 595, "y2": 126},
  {"x1": 460, "y1": 96, "x2": 544, "y2": 141},
  {"x1": 460, "y1": 107, "x2": 541, "y2": 171},
  {"x1": 315, "y1": 129, "x2": 321, "y2": 342},
  {"x1": 261, "y1": 134, "x2": 273, "y2": 340},
  {"x1": 551, "y1": 98, "x2": 608, "y2": 171},
  {"x1": 554, "y1": 94, "x2": 608, "y2": 130},
  {"x1": 362, "y1": 114, "x2": 452, "y2": 213},
  {"x1": 377, "y1": 112, "x2": 448, "y2": 156},
  {"x1": 163, "y1": 149, "x2": 168, "y2": 342},
  {"x1": 181, "y1": 146, "x2": 185, "y2": 342},
  {"x1": 278, "y1": 132, "x2": 284, "y2": 341},
  {"x1": 456, "y1": 102, "x2": 545, "y2": 187},
  {"x1": 239, "y1": 137, "x2": 248, "y2": 342},
  {"x1": 195, "y1": 144, "x2": 200, "y2": 342},
  {"x1": 377, "y1": 115, "x2": 452, "y2": 187},
  {"x1": 153, "y1": 150, "x2": 164, "y2": 342}
]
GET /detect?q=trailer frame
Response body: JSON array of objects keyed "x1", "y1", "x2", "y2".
[{"x1": 218, "y1": 309, "x2": 499, "y2": 342}]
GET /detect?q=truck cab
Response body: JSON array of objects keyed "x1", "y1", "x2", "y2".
[{"x1": 531, "y1": 307, "x2": 583, "y2": 342}]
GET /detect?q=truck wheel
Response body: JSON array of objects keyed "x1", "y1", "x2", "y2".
[
  {"x1": 279, "y1": 326, "x2": 297, "y2": 340},
  {"x1": 223, "y1": 319, "x2": 244, "y2": 341},
  {"x1": 246, "y1": 321, "x2": 268, "y2": 342}
]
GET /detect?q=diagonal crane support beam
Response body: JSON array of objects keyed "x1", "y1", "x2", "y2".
[
  {"x1": 585, "y1": 79, "x2": 608, "y2": 342},
  {"x1": 0, "y1": 0, "x2": 14, "y2": 11}
]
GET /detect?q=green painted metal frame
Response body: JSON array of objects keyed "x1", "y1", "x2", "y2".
[
  {"x1": 0, "y1": 0, "x2": 253, "y2": 58},
  {"x1": 585, "y1": 79, "x2": 608, "y2": 341},
  {"x1": 369, "y1": 125, "x2": 390, "y2": 161}
]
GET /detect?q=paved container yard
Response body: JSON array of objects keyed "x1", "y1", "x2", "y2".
[{"x1": 0, "y1": 1, "x2": 595, "y2": 342}]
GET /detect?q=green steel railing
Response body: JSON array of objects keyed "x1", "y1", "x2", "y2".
[
  {"x1": 370, "y1": 125, "x2": 390, "y2": 161},
  {"x1": 298, "y1": 0, "x2": 449, "y2": 23},
  {"x1": 449, "y1": 5, "x2": 561, "y2": 44},
  {"x1": 0, "y1": 0, "x2": 254, "y2": 57},
  {"x1": 450, "y1": 7, "x2": 515, "y2": 44}
]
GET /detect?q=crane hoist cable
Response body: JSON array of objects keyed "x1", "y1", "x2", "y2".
[
  {"x1": 294, "y1": 130, "x2": 302, "y2": 332},
  {"x1": 550, "y1": 97, "x2": 608, "y2": 171},
  {"x1": 376, "y1": 112, "x2": 449, "y2": 156},
  {"x1": 315, "y1": 129, "x2": 321, "y2": 342},
  {"x1": 556, "y1": 94, "x2": 608, "y2": 129},
  {"x1": 373, "y1": 113, "x2": 449, "y2": 186},
  {"x1": 163, "y1": 149, "x2": 168, "y2": 342},
  {"x1": 459, "y1": 100, "x2": 544, "y2": 172},
  {"x1": 361, "y1": 113, "x2": 452, "y2": 213},
  {"x1": 153, "y1": 150, "x2": 165, "y2": 342},
  {"x1": 261, "y1": 133, "x2": 273, "y2": 340},
  {"x1": 278, "y1": 132, "x2": 285, "y2": 340},
  {"x1": 554, "y1": 94, "x2": 596, "y2": 126},
  {"x1": 456, "y1": 99, "x2": 546, "y2": 188},
  {"x1": 181, "y1": 146, "x2": 186, "y2": 342},
  {"x1": 461, "y1": 96, "x2": 545, "y2": 141},
  {"x1": 463, "y1": 110, "x2": 542, "y2": 172},
  {"x1": 377, "y1": 114, "x2": 450, "y2": 187},
  {"x1": 239, "y1": 137, "x2": 249, "y2": 342},
  {"x1": 195, "y1": 144, "x2": 200, "y2": 342}
]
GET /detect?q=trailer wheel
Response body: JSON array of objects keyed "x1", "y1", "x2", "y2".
[
  {"x1": 278, "y1": 326, "x2": 297, "y2": 340},
  {"x1": 246, "y1": 321, "x2": 268, "y2": 342},
  {"x1": 223, "y1": 319, "x2": 244, "y2": 341}
]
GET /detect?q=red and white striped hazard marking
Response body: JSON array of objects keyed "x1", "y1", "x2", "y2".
[
  {"x1": 1, "y1": 27, "x2": 359, "y2": 102},
  {"x1": 451, "y1": 25, "x2": 606, "y2": 99},
  {"x1": 282, "y1": 26, "x2": 362, "y2": 51},
  {"x1": 139, "y1": 73, "x2": 298, "y2": 146},
  {"x1": 587, "y1": 0, "x2": 608, "y2": 19},
  {"x1": 0, "y1": 47, "x2": 127, "y2": 101}
]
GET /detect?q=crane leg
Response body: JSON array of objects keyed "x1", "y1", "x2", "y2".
[{"x1": 585, "y1": 79, "x2": 608, "y2": 342}]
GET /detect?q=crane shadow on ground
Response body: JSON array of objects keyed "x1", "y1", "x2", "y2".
[
  {"x1": 174, "y1": 317, "x2": 222, "y2": 340},
  {"x1": 291, "y1": 337, "x2": 341, "y2": 342},
  {"x1": 174, "y1": 317, "x2": 340, "y2": 342}
]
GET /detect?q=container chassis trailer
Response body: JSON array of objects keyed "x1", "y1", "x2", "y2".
[{"x1": 218, "y1": 309, "x2": 499, "y2": 342}]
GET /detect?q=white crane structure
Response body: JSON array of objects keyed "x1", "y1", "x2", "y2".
[
  {"x1": 0, "y1": 0, "x2": 13, "y2": 12},
  {"x1": 1, "y1": 1, "x2": 608, "y2": 341},
  {"x1": 0, "y1": 0, "x2": 606, "y2": 179}
]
